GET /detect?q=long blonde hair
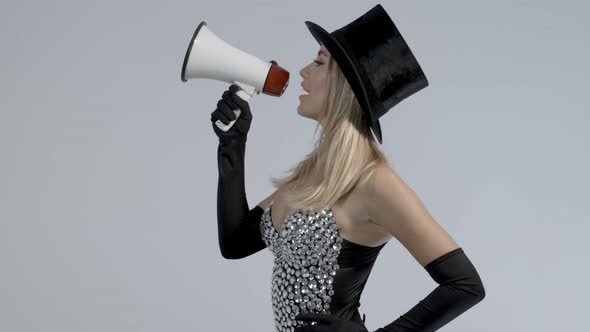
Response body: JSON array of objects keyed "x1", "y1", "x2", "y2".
[{"x1": 270, "y1": 55, "x2": 390, "y2": 211}]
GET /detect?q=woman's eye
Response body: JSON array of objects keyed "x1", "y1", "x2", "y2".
[{"x1": 313, "y1": 60, "x2": 322, "y2": 65}]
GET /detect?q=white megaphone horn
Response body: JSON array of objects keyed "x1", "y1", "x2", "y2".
[{"x1": 181, "y1": 21, "x2": 290, "y2": 132}]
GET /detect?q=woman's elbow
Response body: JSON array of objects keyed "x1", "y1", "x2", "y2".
[{"x1": 469, "y1": 278, "x2": 486, "y2": 305}]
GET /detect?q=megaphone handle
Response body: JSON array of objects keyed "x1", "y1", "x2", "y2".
[{"x1": 214, "y1": 81, "x2": 255, "y2": 132}]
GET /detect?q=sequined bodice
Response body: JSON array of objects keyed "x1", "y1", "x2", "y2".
[{"x1": 259, "y1": 200, "x2": 387, "y2": 332}]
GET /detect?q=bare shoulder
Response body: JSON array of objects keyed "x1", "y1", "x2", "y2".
[
  {"x1": 256, "y1": 189, "x2": 278, "y2": 210},
  {"x1": 357, "y1": 161, "x2": 415, "y2": 221},
  {"x1": 360, "y1": 162, "x2": 460, "y2": 266},
  {"x1": 358, "y1": 161, "x2": 403, "y2": 196},
  {"x1": 353, "y1": 161, "x2": 399, "y2": 215}
]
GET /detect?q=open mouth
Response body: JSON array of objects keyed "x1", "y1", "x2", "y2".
[{"x1": 301, "y1": 83, "x2": 310, "y2": 95}]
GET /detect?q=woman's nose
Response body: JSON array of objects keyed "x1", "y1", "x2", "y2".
[{"x1": 299, "y1": 63, "x2": 311, "y2": 79}]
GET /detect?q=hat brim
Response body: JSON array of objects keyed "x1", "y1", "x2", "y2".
[{"x1": 304, "y1": 21, "x2": 383, "y2": 144}]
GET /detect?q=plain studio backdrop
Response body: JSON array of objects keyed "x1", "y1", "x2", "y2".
[{"x1": 1, "y1": 1, "x2": 588, "y2": 331}]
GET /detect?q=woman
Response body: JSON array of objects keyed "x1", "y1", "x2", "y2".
[{"x1": 211, "y1": 4, "x2": 485, "y2": 332}]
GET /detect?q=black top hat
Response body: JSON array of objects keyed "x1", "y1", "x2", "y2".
[{"x1": 305, "y1": 4, "x2": 429, "y2": 144}]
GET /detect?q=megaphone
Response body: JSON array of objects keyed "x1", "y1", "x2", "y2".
[{"x1": 181, "y1": 21, "x2": 290, "y2": 132}]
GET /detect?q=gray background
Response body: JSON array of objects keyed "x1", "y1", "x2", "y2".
[{"x1": 1, "y1": 0, "x2": 588, "y2": 331}]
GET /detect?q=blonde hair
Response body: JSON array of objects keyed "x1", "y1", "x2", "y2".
[{"x1": 270, "y1": 55, "x2": 390, "y2": 211}]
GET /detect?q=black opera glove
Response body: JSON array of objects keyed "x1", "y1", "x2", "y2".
[
  {"x1": 294, "y1": 312, "x2": 369, "y2": 332},
  {"x1": 212, "y1": 83, "x2": 266, "y2": 260},
  {"x1": 373, "y1": 247, "x2": 486, "y2": 332},
  {"x1": 294, "y1": 248, "x2": 484, "y2": 331}
]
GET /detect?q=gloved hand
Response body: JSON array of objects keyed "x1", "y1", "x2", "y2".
[
  {"x1": 294, "y1": 312, "x2": 369, "y2": 332},
  {"x1": 210, "y1": 83, "x2": 252, "y2": 141}
]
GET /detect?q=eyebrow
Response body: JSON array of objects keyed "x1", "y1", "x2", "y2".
[{"x1": 317, "y1": 49, "x2": 328, "y2": 57}]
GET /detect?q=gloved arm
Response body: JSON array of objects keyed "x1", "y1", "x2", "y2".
[
  {"x1": 211, "y1": 84, "x2": 267, "y2": 260},
  {"x1": 295, "y1": 247, "x2": 485, "y2": 332},
  {"x1": 372, "y1": 247, "x2": 485, "y2": 332}
]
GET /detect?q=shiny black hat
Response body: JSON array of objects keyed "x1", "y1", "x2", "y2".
[{"x1": 305, "y1": 4, "x2": 429, "y2": 144}]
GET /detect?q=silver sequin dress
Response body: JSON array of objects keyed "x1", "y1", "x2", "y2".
[{"x1": 259, "y1": 200, "x2": 387, "y2": 332}]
